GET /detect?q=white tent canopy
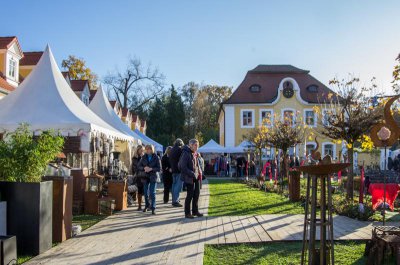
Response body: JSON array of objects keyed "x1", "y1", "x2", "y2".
[
  {"x1": 225, "y1": 140, "x2": 256, "y2": 153},
  {"x1": 88, "y1": 86, "x2": 141, "y2": 143},
  {"x1": 134, "y1": 129, "x2": 163, "y2": 152},
  {"x1": 198, "y1": 139, "x2": 226, "y2": 153},
  {"x1": 0, "y1": 45, "x2": 132, "y2": 141}
]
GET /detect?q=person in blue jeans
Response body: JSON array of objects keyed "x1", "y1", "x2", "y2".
[
  {"x1": 169, "y1": 139, "x2": 184, "y2": 207},
  {"x1": 138, "y1": 144, "x2": 161, "y2": 215}
]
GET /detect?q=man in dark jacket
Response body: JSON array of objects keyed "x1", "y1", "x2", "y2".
[
  {"x1": 169, "y1": 138, "x2": 184, "y2": 207},
  {"x1": 179, "y1": 139, "x2": 203, "y2": 219}
]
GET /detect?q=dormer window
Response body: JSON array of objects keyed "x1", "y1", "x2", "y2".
[
  {"x1": 307, "y1": 84, "x2": 318, "y2": 93},
  {"x1": 249, "y1": 84, "x2": 261, "y2": 93},
  {"x1": 8, "y1": 58, "x2": 16, "y2": 78}
]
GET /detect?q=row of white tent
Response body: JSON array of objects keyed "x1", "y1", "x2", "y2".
[
  {"x1": 198, "y1": 139, "x2": 255, "y2": 154},
  {"x1": 0, "y1": 45, "x2": 163, "y2": 152}
]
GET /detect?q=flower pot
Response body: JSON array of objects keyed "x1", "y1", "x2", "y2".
[
  {"x1": 0, "y1": 202, "x2": 6, "y2": 236},
  {"x1": 0, "y1": 181, "x2": 53, "y2": 255},
  {"x1": 107, "y1": 180, "x2": 127, "y2": 211},
  {"x1": 289, "y1": 171, "x2": 301, "y2": 202},
  {"x1": 0, "y1": 235, "x2": 17, "y2": 265},
  {"x1": 42, "y1": 176, "x2": 73, "y2": 243}
]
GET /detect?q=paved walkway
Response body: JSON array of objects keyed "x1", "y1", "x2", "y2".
[{"x1": 27, "y1": 180, "x2": 381, "y2": 265}]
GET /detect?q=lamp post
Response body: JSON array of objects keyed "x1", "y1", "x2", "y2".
[{"x1": 377, "y1": 127, "x2": 391, "y2": 225}]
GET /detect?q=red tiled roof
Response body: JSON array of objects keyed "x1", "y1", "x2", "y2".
[
  {"x1": 224, "y1": 65, "x2": 339, "y2": 104},
  {"x1": 89, "y1": 89, "x2": 97, "y2": 101},
  {"x1": 0, "y1": 36, "x2": 23, "y2": 55},
  {"x1": 20, "y1": 51, "x2": 43, "y2": 66},
  {"x1": 131, "y1": 114, "x2": 138, "y2": 122},
  {"x1": 109, "y1": 100, "x2": 117, "y2": 108},
  {"x1": 61, "y1": 71, "x2": 70, "y2": 79},
  {"x1": 121, "y1": 108, "x2": 130, "y2": 117},
  {"x1": 0, "y1": 76, "x2": 15, "y2": 92},
  {"x1": 70, "y1": 80, "x2": 88, "y2": 92}
]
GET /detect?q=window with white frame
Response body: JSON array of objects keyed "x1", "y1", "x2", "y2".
[
  {"x1": 8, "y1": 58, "x2": 16, "y2": 78},
  {"x1": 304, "y1": 110, "x2": 316, "y2": 126},
  {"x1": 323, "y1": 143, "x2": 335, "y2": 157},
  {"x1": 306, "y1": 143, "x2": 316, "y2": 156},
  {"x1": 260, "y1": 109, "x2": 273, "y2": 126},
  {"x1": 322, "y1": 109, "x2": 334, "y2": 126},
  {"x1": 241, "y1": 110, "x2": 254, "y2": 128},
  {"x1": 283, "y1": 109, "x2": 295, "y2": 125}
]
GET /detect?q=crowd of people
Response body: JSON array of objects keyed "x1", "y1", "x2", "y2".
[{"x1": 129, "y1": 138, "x2": 205, "y2": 219}]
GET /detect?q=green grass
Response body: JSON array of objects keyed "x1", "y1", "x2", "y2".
[
  {"x1": 72, "y1": 214, "x2": 107, "y2": 231},
  {"x1": 372, "y1": 210, "x2": 400, "y2": 222},
  {"x1": 208, "y1": 179, "x2": 304, "y2": 216},
  {"x1": 18, "y1": 255, "x2": 33, "y2": 264},
  {"x1": 204, "y1": 242, "x2": 369, "y2": 265}
]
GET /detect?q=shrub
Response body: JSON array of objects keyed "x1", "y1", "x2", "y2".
[
  {"x1": 0, "y1": 124, "x2": 65, "y2": 182},
  {"x1": 332, "y1": 194, "x2": 374, "y2": 221}
]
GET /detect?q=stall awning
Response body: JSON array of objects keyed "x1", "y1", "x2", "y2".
[
  {"x1": 198, "y1": 139, "x2": 226, "y2": 153},
  {"x1": 134, "y1": 129, "x2": 163, "y2": 152},
  {"x1": 0, "y1": 45, "x2": 132, "y2": 142},
  {"x1": 89, "y1": 86, "x2": 141, "y2": 143}
]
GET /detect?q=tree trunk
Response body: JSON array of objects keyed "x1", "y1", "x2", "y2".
[{"x1": 346, "y1": 148, "x2": 354, "y2": 200}]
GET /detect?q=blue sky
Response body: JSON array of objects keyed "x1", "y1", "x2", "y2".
[{"x1": 5, "y1": 0, "x2": 400, "y2": 94}]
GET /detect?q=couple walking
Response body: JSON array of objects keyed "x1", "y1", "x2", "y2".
[{"x1": 169, "y1": 138, "x2": 204, "y2": 219}]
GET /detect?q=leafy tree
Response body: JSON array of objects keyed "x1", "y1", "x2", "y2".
[
  {"x1": 104, "y1": 57, "x2": 165, "y2": 111},
  {"x1": 61, "y1": 55, "x2": 98, "y2": 87},
  {"x1": 317, "y1": 76, "x2": 382, "y2": 199},
  {"x1": 164, "y1": 85, "x2": 185, "y2": 141},
  {"x1": 146, "y1": 97, "x2": 167, "y2": 145},
  {"x1": 0, "y1": 124, "x2": 64, "y2": 182}
]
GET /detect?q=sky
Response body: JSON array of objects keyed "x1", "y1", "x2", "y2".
[{"x1": 4, "y1": 0, "x2": 400, "y2": 94}]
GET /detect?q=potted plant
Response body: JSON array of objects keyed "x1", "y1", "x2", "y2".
[{"x1": 0, "y1": 124, "x2": 64, "y2": 255}]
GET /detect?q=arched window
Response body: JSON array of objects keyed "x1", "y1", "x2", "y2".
[{"x1": 249, "y1": 84, "x2": 261, "y2": 93}]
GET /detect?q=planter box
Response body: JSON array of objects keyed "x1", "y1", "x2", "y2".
[
  {"x1": 0, "y1": 181, "x2": 53, "y2": 255},
  {"x1": 0, "y1": 236, "x2": 17, "y2": 265},
  {"x1": 42, "y1": 176, "x2": 73, "y2": 243},
  {"x1": 71, "y1": 169, "x2": 88, "y2": 215},
  {"x1": 289, "y1": 171, "x2": 301, "y2": 202},
  {"x1": 108, "y1": 180, "x2": 127, "y2": 211},
  {"x1": 0, "y1": 202, "x2": 5, "y2": 236}
]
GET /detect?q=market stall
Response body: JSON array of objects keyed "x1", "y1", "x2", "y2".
[{"x1": 133, "y1": 128, "x2": 163, "y2": 153}]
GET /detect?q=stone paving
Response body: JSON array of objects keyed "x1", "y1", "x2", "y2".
[{"x1": 26, "y1": 180, "x2": 381, "y2": 265}]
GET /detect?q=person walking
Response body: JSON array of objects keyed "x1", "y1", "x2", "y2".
[
  {"x1": 138, "y1": 145, "x2": 161, "y2": 215},
  {"x1": 162, "y1": 146, "x2": 173, "y2": 203},
  {"x1": 179, "y1": 139, "x2": 203, "y2": 219},
  {"x1": 169, "y1": 138, "x2": 184, "y2": 207},
  {"x1": 131, "y1": 145, "x2": 144, "y2": 211}
]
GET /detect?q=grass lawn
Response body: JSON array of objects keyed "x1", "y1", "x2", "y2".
[
  {"x1": 208, "y1": 179, "x2": 304, "y2": 216},
  {"x1": 204, "y1": 242, "x2": 369, "y2": 265},
  {"x1": 72, "y1": 214, "x2": 107, "y2": 231}
]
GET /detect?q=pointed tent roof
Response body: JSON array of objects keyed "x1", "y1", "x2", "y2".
[
  {"x1": 198, "y1": 139, "x2": 226, "y2": 153},
  {"x1": 225, "y1": 140, "x2": 256, "y2": 153},
  {"x1": 88, "y1": 85, "x2": 142, "y2": 142},
  {"x1": 134, "y1": 129, "x2": 163, "y2": 152},
  {"x1": 0, "y1": 45, "x2": 132, "y2": 141}
]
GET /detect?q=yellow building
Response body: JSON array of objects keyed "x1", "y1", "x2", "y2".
[{"x1": 219, "y1": 65, "x2": 341, "y2": 160}]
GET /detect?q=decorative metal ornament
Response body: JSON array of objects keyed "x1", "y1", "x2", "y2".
[{"x1": 370, "y1": 95, "x2": 400, "y2": 147}]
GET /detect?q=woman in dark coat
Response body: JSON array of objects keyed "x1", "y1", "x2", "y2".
[
  {"x1": 138, "y1": 144, "x2": 161, "y2": 215},
  {"x1": 132, "y1": 145, "x2": 144, "y2": 211},
  {"x1": 162, "y1": 146, "x2": 173, "y2": 203}
]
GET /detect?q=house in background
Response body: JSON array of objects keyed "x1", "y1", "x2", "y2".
[
  {"x1": 140, "y1": 119, "x2": 147, "y2": 134},
  {"x1": 0, "y1": 36, "x2": 24, "y2": 98},
  {"x1": 19, "y1": 51, "x2": 43, "y2": 80},
  {"x1": 110, "y1": 100, "x2": 122, "y2": 117},
  {"x1": 219, "y1": 64, "x2": 341, "y2": 160},
  {"x1": 70, "y1": 80, "x2": 91, "y2": 106},
  {"x1": 121, "y1": 108, "x2": 132, "y2": 128}
]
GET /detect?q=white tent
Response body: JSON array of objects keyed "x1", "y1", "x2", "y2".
[
  {"x1": 88, "y1": 86, "x2": 142, "y2": 143},
  {"x1": 225, "y1": 140, "x2": 256, "y2": 153},
  {"x1": 198, "y1": 139, "x2": 226, "y2": 153},
  {"x1": 134, "y1": 129, "x2": 163, "y2": 153},
  {"x1": 0, "y1": 45, "x2": 132, "y2": 142}
]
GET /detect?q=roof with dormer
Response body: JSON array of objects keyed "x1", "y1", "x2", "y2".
[{"x1": 224, "y1": 64, "x2": 339, "y2": 104}]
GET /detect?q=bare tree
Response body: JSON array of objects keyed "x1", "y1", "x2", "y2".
[
  {"x1": 318, "y1": 76, "x2": 382, "y2": 199},
  {"x1": 103, "y1": 57, "x2": 166, "y2": 111}
]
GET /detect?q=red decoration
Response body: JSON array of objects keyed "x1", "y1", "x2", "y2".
[{"x1": 368, "y1": 183, "x2": 400, "y2": 211}]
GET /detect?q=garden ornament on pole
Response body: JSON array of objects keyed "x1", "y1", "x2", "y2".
[{"x1": 370, "y1": 95, "x2": 400, "y2": 226}]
